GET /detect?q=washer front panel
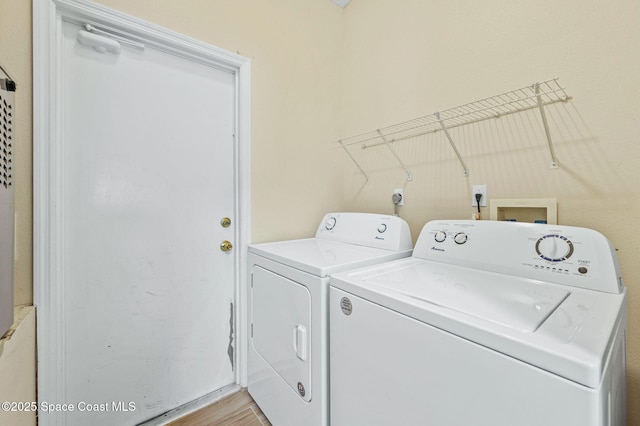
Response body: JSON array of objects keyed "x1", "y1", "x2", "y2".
[{"x1": 329, "y1": 287, "x2": 599, "y2": 426}]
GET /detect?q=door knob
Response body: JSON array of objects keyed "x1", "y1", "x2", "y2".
[
  {"x1": 220, "y1": 240, "x2": 233, "y2": 252},
  {"x1": 220, "y1": 217, "x2": 231, "y2": 228}
]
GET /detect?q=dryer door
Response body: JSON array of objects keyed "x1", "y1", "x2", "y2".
[{"x1": 251, "y1": 266, "x2": 312, "y2": 401}]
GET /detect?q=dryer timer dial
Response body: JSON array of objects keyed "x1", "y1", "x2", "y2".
[{"x1": 325, "y1": 217, "x2": 337, "y2": 230}]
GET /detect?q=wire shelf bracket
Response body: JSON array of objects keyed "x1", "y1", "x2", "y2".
[
  {"x1": 534, "y1": 83, "x2": 559, "y2": 169},
  {"x1": 435, "y1": 111, "x2": 469, "y2": 177},
  {"x1": 338, "y1": 140, "x2": 369, "y2": 183},
  {"x1": 334, "y1": 78, "x2": 571, "y2": 179},
  {"x1": 377, "y1": 129, "x2": 413, "y2": 181}
]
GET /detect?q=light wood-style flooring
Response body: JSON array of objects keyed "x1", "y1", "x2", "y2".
[{"x1": 168, "y1": 390, "x2": 271, "y2": 426}]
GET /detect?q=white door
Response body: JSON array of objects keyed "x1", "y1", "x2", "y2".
[{"x1": 53, "y1": 20, "x2": 236, "y2": 425}]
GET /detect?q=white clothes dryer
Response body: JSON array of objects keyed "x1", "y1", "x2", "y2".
[
  {"x1": 330, "y1": 220, "x2": 627, "y2": 426},
  {"x1": 248, "y1": 212, "x2": 413, "y2": 426}
]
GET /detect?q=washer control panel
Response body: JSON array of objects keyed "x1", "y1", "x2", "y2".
[
  {"x1": 414, "y1": 220, "x2": 622, "y2": 294},
  {"x1": 316, "y1": 212, "x2": 413, "y2": 252}
]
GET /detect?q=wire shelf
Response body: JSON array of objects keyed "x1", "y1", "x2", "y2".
[{"x1": 336, "y1": 78, "x2": 571, "y2": 180}]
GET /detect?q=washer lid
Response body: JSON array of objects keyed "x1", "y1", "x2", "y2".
[
  {"x1": 249, "y1": 238, "x2": 412, "y2": 277},
  {"x1": 331, "y1": 258, "x2": 626, "y2": 388},
  {"x1": 363, "y1": 261, "x2": 570, "y2": 333}
]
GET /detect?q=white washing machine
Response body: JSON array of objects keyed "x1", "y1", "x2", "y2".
[
  {"x1": 248, "y1": 212, "x2": 413, "y2": 426},
  {"x1": 330, "y1": 220, "x2": 627, "y2": 426}
]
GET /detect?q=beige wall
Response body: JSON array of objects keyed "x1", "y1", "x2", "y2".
[
  {"x1": 2, "y1": 0, "x2": 639, "y2": 423},
  {"x1": 341, "y1": 0, "x2": 640, "y2": 423}
]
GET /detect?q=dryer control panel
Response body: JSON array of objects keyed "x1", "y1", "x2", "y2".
[
  {"x1": 413, "y1": 220, "x2": 623, "y2": 294},
  {"x1": 315, "y1": 213, "x2": 413, "y2": 252}
]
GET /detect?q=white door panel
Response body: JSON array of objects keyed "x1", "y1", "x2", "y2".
[{"x1": 59, "y1": 20, "x2": 236, "y2": 425}]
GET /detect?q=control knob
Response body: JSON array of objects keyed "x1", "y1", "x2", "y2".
[
  {"x1": 434, "y1": 231, "x2": 447, "y2": 243},
  {"x1": 325, "y1": 217, "x2": 337, "y2": 231},
  {"x1": 454, "y1": 232, "x2": 468, "y2": 245},
  {"x1": 535, "y1": 234, "x2": 574, "y2": 262},
  {"x1": 378, "y1": 223, "x2": 387, "y2": 233}
]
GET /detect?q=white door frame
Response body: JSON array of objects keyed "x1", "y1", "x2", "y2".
[{"x1": 33, "y1": 0, "x2": 251, "y2": 419}]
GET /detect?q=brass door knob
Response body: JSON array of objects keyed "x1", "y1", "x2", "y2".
[
  {"x1": 220, "y1": 217, "x2": 231, "y2": 228},
  {"x1": 220, "y1": 240, "x2": 233, "y2": 252}
]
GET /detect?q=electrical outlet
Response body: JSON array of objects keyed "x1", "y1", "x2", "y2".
[
  {"x1": 393, "y1": 188, "x2": 404, "y2": 206},
  {"x1": 472, "y1": 185, "x2": 487, "y2": 207}
]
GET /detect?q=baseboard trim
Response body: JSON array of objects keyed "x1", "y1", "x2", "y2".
[{"x1": 137, "y1": 383, "x2": 242, "y2": 426}]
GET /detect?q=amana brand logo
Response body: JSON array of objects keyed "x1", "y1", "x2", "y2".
[{"x1": 431, "y1": 246, "x2": 445, "y2": 252}]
